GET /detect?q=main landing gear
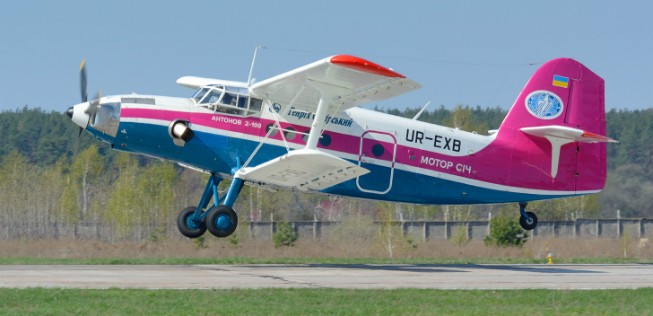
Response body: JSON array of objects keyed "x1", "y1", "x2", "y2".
[
  {"x1": 176, "y1": 174, "x2": 244, "y2": 239},
  {"x1": 518, "y1": 202, "x2": 538, "y2": 231}
]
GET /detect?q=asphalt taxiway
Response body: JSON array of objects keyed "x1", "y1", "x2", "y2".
[{"x1": 1, "y1": 264, "x2": 652, "y2": 290}]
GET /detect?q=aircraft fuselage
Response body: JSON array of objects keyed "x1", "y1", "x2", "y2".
[{"x1": 80, "y1": 94, "x2": 587, "y2": 206}]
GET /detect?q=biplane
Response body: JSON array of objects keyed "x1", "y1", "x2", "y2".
[{"x1": 67, "y1": 54, "x2": 615, "y2": 238}]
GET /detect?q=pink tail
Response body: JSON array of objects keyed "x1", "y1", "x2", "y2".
[{"x1": 497, "y1": 58, "x2": 614, "y2": 193}]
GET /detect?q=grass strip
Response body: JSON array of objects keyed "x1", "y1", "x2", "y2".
[{"x1": 0, "y1": 288, "x2": 652, "y2": 315}]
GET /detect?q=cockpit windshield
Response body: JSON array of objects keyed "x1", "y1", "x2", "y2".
[
  {"x1": 191, "y1": 85, "x2": 262, "y2": 116},
  {"x1": 192, "y1": 88, "x2": 209, "y2": 103}
]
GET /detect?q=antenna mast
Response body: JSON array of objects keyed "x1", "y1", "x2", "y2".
[
  {"x1": 412, "y1": 101, "x2": 432, "y2": 120},
  {"x1": 247, "y1": 45, "x2": 265, "y2": 86}
]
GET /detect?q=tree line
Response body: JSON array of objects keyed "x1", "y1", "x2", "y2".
[{"x1": 0, "y1": 105, "x2": 651, "y2": 240}]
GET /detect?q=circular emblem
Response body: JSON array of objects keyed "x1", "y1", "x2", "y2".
[
  {"x1": 269, "y1": 102, "x2": 281, "y2": 113},
  {"x1": 525, "y1": 91, "x2": 563, "y2": 120}
]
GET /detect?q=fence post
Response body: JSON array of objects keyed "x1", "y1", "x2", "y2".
[
  {"x1": 617, "y1": 210, "x2": 621, "y2": 238},
  {"x1": 487, "y1": 212, "x2": 492, "y2": 237},
  {"x1": 423, "y1": 221, "x2": 428, "y2": 241},
  {"x1": 270, "y1": 213, "x2": 275, "y2": 238}
]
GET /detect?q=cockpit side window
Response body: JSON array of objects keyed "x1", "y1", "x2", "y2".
[
  {"x1": 222, "y1": 93, "x2": 236, "y2": 106},
  {"x1": 250, "y1": 98, "x2": 263, "y2": 112}
]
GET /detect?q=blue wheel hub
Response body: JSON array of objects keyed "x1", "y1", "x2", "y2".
[
  {"x1": 186, "y1": 215, "x2": 200, "y2": 230},
  {"x1": 216, "y1": 214, "x2": 232, "y2": 231}
]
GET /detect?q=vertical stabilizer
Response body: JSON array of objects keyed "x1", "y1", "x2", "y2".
[{"x1": 497, "y1": 58, "x2": 613, "y2": 192}]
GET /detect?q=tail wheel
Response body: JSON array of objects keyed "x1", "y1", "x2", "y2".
[
  {"x1": 519, "y1": 211, "x2": 538, "y2": 230},
  {"x1": 176, "y1": 206, "x2": 206, "y2": 238},
  {"x1": 206, "y1": 205, "x2": 238, "y2": 238}
]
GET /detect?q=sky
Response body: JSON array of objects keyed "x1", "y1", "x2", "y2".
[{"x1": 1, "y1": 0, "x2": 652, "y2": 113}]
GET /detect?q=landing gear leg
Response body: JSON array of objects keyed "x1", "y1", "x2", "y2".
[
  {"x1": 176, "y1": 174, "x2": 222, "y2": 239},
  {"x1": 206, "y1": 177, "x2": 244, "y2": 238},
  {"x1": 518, "y1": 202, "x2": 538, "y2": 231}
]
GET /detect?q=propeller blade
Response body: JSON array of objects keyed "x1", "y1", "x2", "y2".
[
  {"x1": 80, "y1": 59, "x2": 88, "y2": 103},
  {"x1": 75, "y1": 126, "x2": 84, "y2": 154}
]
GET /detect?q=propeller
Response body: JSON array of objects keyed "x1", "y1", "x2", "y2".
[
  {"x1": 79, "y1": 59, "x2": 102, "y2": 121},
  {"x1": 68, "y1": 59, "x2": 102, "y2": 153}
]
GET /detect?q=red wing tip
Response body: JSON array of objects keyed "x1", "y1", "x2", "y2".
[{"x1": 330, "y1": 55, "x2": 405, "y2": 78}]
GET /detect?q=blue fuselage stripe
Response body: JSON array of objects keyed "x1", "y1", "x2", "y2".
[{"x1": 110, "y1": 122, "x2": 570, "y2": 205}]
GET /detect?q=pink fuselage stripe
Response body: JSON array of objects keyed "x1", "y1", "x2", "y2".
[{"x1": 121, "y1": 108, "x2": 593, "y2": 192}]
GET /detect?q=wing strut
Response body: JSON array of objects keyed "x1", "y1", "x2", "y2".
[
  {"x1": 303, "y1": 79, "x2": 348, "y2": 150},
  {"x1": 305, "y1": 93, "x2": 329, "y2": 150}
]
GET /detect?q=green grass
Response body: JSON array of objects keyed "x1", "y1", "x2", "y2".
[
  {"x1": 0, "y1": 256, "x2": 651, "y2": 265},
  {"x1": 0, "y1": 288, "x2": 651, "y2": 315}
]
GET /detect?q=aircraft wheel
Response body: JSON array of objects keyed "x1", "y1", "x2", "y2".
[
  {"x1": 519, "y1": 211, "x2": 538, "y2": 231},
  {"x1": 176, "y1": 206, "x2": 206, "y2": 238},
  {"x1": 206, "y1": 205, "x2": 238, "y2": 238}
]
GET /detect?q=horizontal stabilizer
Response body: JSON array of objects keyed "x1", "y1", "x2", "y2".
[
  {"x1": 521, "y1": 125, "x2": 617, "y2": 143},
  {"x1": 236, "y1": 149, "x2": 369, "y2": 191},
  {"x1": 521, "y1": 125, "x2": 617, "y2": 178}
]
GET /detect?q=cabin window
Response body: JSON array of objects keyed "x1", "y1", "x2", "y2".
[
  {"x1": 371, "y1": 144, "x2": 385, "y2": 157},
  {"x1": 319, "y1": 133, "x2": 332, "y2": 147}
]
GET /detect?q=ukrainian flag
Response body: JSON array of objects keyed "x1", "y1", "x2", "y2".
[{"x1": 552, "y1": 75, "x2": 569, "y2": 88}]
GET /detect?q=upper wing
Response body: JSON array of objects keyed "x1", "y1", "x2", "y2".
[{"x1": 249, "y1": 55, "x2": 421, "y2": 112}]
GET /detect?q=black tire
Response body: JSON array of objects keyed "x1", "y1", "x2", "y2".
[
  {"x1": 206, "y1": 205, "x2": 238, "y2": 238},
  {"x1": 519, "y1": 211, "x2": 538, "y2": 230},
  {"x1": 176, "y1": 206, "x2": 206, "y2": 238}
]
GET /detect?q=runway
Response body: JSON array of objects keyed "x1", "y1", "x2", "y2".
[{"x1": 1, "y1": 264, "x2": 652, "y2": 290}]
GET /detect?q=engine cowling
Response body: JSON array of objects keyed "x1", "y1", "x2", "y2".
[{"x1": 168, "y1": 120, "x2": 194, "y2": 145}]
